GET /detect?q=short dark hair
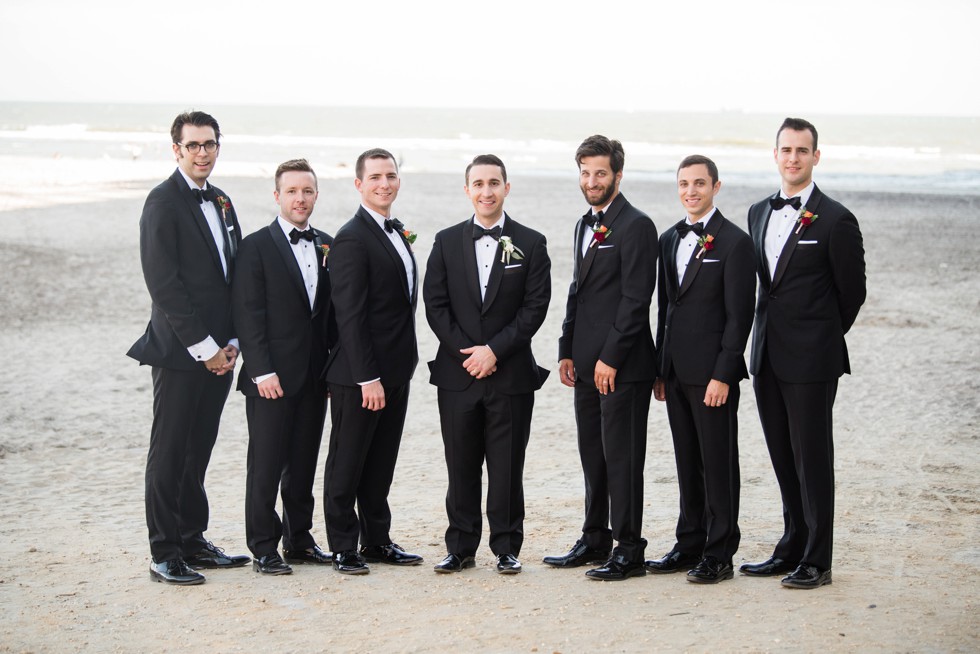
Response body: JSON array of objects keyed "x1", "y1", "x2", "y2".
[
  {"x1": 171, "y1": 111, "x2": 221, "y2": 144},
  {"x1": 777, "y1": 117, "x2": 819, "y2": 151},
  {"x1": 575, "y1": 135, "x2": 625, "y2": 174},
  {"x1": 465, "y1": 154, "x2": 507, "y2": 184},
  {"x1": 677, "y1": 154, "x2": 719, "y2": 186},
  {"x1": 355, "y1": 148, "x2": 398, "y2": 180},
  {"x1": 275, "y1": 158, "x2": 317, "y2": 191}
]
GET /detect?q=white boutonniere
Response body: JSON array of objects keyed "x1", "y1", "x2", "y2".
[{"x1": 498, "y1": 236, "x2": 525, "y2": 265}]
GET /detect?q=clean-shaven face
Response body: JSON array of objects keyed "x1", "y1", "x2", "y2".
[
  {"x1": 465, "y1": 164, "x2": 510, "y2": 225},
  {"x1": 355, "y1": 156, "x2": 400, "y2": 216},
  {"x1": 276, "y1": 170, "x2": 318, "y2": 229},
  {"x1": 677, "y1": 163, "x2": 720, "y2": 221},
  {"x1": 578, "y1": 155, "x2": 621, "y2": 208},
  {"x1": 775, "y1": 128, "x2": 820, "y2": 195},
  {"x1": 173, "y1": 124, "x2": 219, "y2": 186}
]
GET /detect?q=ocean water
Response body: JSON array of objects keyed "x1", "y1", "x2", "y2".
[{"x1": 1, "y1": 102, "x2": 977, "y2": 194}]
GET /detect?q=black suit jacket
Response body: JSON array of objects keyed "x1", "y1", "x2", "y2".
[
  {"x1": 232, "y1": 220, "x2": 334, "y2": 397},
  {"x1": 424, "y1": 214, "x2": 551, "y2": 394},
  {"x1": 558, "y1": 193, "x2": 659, "y2": 386},
  {"x1": 324, "y1": 207, "x2": 418, "y2": 387},
  {"x1": 656, "y1": 211, "x2": 756, "y2": 386},
  {"x1": 127, "y1": 169, "x2": 242, "y2": 370},
  {"x1": 747, "y1": 184, "x2": 866, "y2": 383}
]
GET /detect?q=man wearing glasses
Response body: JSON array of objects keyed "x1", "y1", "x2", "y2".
[{"x1": 128, "y1": 111, "x2": 250, "y2": 585}]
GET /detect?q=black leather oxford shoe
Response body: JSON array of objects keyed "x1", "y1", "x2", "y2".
[
  {"x1": 542, "y1": 539, "x2": 611, "y2": 568},
  {"x1": 184, "y1": 541, "x2": 251, "y2": 569},
  {"x1": 687, "y1": 556, "x2": 734, "y2": 584},
  {"x1": 333, "y1": 550, "x2": 370, "y2": 575},
  {"x1": 781, "y1": 564, "x2": 832, "y2": 589},
  {"x1": 149, "y1": 559, "x2": 205, "y2": 585},
  {"x1": 585, "y1": 555, "x2": 646, "y2": 581},
  {"x1": 359, "y1": 543, "x2": 423, "y2": 566},
  {"x1": 496, "y1": 553, "x2": 522, "y2": 575},
  {"x1": 644, "y1": 550, "x2": 701, "y2": 574},
  {"x1": 739, "y1": 556, "x2": 797, "y2": 577},
  {"x1": 433, "y1": 553, "x2": 476, "y2": 574},
  {"x1": 253, "y1": 552, "x2": 292, "y2": 575},
  {"x1": 283, "y1": 545, "x2": 331, "y2": 565}
]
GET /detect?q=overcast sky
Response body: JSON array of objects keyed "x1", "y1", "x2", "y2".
[{"x1": 2, "y1": 0, "x2": 977, "y2": 116}]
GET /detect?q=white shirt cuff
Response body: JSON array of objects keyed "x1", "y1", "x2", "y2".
[{"x1": 187, "y1": 336, "x2": 220, "y2": 362}]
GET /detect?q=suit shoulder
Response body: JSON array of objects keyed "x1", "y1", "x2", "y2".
[
  {"x1": 718, "y1": 216, "x2": 751, "y2": 242},
  {"x1": 313, "y1": 227, "x2": 334, "y2": 244},
  {"x1": 507, "y1": 218, "x2": 546, "y2": 243},
  {"x1": 433, "y1": 219, "x2": 469, "y2": 241}
]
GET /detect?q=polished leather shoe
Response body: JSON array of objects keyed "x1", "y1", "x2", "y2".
[
  {"x1": 644, "y1": 550, "x2": 701, "y2": 574},
  {"x1": 739, "y1": 556, "x2": 797, "y2": 577},
  {"x1": 585, "y1": 555, "x2": 646, "y2": 581},
  {"x1": 542, "y1": 539, "x2": 611, "y2": 568},
  {"x1": 433, "y1": 553, "x2": 476, "y2": 574},
  {"x1": 184, "y1": 541, "x2": 251, "y2": 569},
  {"x1": 359, "y1": 542, "x2": 423, "y2": 566},
  {"x1": 283, "y1": 545, "x2": 331, "y2": 565},
  {"x1": 253, "y1": 552, "x2": 292, "y2": 575},
  {"x1": 149, "y1": 559, "x2": 205, "y2": 585},
  {"x1": 496, "y1": 553, "x2": 522, "y2": 575},
  {"x1": 687, "y1": 556, "x2": 734, "y2": 584},
  {"x1": 781, "y1": 564, "x2": 832, "y2": 589},
  {"x1": 333, "y1": 550, "x2": 370, "y2": 575}
]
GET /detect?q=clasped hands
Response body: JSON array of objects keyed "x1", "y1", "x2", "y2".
[
  {"x1": 204, "y1": 345, "x2": 238, "y2": 376},
  {"x1": 460, "y1": 345, "x2": 497, "y2": 379}
]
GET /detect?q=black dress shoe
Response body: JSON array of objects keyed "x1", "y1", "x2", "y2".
[
  {"x1": 359, "y1": 542, "x2": 423, "y2": 566},
  {"x1": 781, "y1": 564, "x2": 832, "y2": 589},
  {"x1": 496, "y1": 553, "x2": 522, "y2": 575},
  {"x1": 333, "y1": 550, "x2": 370, "y2": 575},
  {"x1": 253, "y1": 552, "x2": 293, "y2": 575},
  {"x1": 585, "y1": 555, "x2": 646, "y2": 581},
  {"x1": 184, "y1": 541, "x2": 251, "y2": 569},
  {"x1": 644, "y1": 550, "x2": 701, "y2": 574},
  {"x1": 433, "y1": 553, "x2": 476, "y2": 574},
  {"x1": 542, "y1": 539, "x2": 611, "y2": 568},
  {"x1": 687, "y1": 556, "x2": 734, "y2": 584},
  {"x1": 739, "y1": 556, "x2": 797, "y2": 577},
  {"x1": 283, "y1": 545, "x2": 331, "y2": 565},
  {"x1": 149, "y1": 559, "x2": 205, "y2": 585}
]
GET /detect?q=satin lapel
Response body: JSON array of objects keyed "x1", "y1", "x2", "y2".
[
  {"x1": 171, "y1": 172, "x2": 224, "y2": 277},
  {"x1": 269, "y1": 222, "x2": 311, "y2": 314},
  {"x1": 755, "y1": 194, "x2": 778, "y2": 288},
  {"x1": 359, "y1": 210, "x2": 412, "y2": 302},
  {"x1": 312, "y1": 230, "x2": 328, "y2": 316},
  {"x1": 460, "y1": 219, "x2": 482, "y2": 309},
  {"x1": 771, "y1": 185, "x2": 824, "y2": 290},
  {"x1": 678, "y1": 215, "x2": 724, "y2": 298},
  {"x1": 481, "y1": 215, "x2": 511, "y2": 314},
  {"x1": 579, "y1": 193, "x2": 626, "y2": 285},
  {"x1": 665, "y1": 228, "x2": 682, "y2": 300}
]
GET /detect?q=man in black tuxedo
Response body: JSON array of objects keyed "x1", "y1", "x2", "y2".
[
  {"x1": 547, "y1": 135, "x2": 659, "y2": 581},
  {"x1": 232, "y1": 159, "x2": 334, "y2": 575},
  {"x1": 128, "y1": 111, "x2": 250, "y2": 585},
  {"x1": 741, "y1": 118, "x2": 866, "y2": 589},
  {"x1": 322, "y1": 148, "x2": 423, "y2": 575},
  {"x1": 645, "y1": 155, "x2": 756, "y2": 584},
  {"x1": 423, "y1": 155, "x2": 551, "y2": 575}
]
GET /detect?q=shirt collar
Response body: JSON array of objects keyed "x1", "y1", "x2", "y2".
[
  {"x1": 177, "y1": 167, "x2": 209, "y2": 192},
  {"x1": 780, "y1": 181, "x2": 815, "y2": 208},
  {"x1": 277, "y1": 216, "x2": 313, "y2": 240},
  {"x1": 472, "y1": 212, "x2": 506, "y2": 232},
  {"x1": 685, "y1": 207, "x2": 717, "y2": 228},
  {"x1": 361, "y1": 204, "x2": 391, "y2": 228}
]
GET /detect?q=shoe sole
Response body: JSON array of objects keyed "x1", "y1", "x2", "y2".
[
  {"x1": 585, "y1": 569, "x2": 647, "y2": 581},
  {"x1": 434, "y1": 560, "x2": 476, "y2": 574},
  {"x1": 149, "y1": 571, "x2": 205, "y2": 586},
  {"x1": 284, "y1": 558, "x2": 331, "y2": 565},
  {"x1": 185, "y1": 560, "x2": 250, "y2": 570},
  {"x1": 253, "y1": 564, "x2": 293, "y2": 575},
  {"x1": 781, "y1": 578, "x2": 832, "y2": 589},
  {"x1": 542, "y1": 557, "x2": 609, "y2": 568},
  {"x1": 361, "y1": 558, "x2": 423, "y2": 566},
  {"x1": 496, "y1": 567, "x2": 522, "y2": 575},
  {"x1": 645, "y1": 566, "x2": 697, "y2": 574},
  {"x1": 687, "y1": 571, "x2": 735, "y2": 584},
  {"x1": 334, "y1": 567, "x2": 370, "y2": 575}
]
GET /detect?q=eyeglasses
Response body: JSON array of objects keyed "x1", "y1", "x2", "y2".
[{"x1": 178, "y1": 141, "x2": 219, "y2": 154}]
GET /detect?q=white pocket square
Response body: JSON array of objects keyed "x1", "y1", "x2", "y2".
[
  {"x1": 504, "y1": 263, "x2": 523, "y2": 269},
  {"x1": 701, "y1": 259, "x2": 720, "y2": 263},
  {"x1": 597, "y1": 244, "x2": 615, "y2": 249},
  {"x1": 798, "y1": 240, "x2": 818, "y2": 245}
]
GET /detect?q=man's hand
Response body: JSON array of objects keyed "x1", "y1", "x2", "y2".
[
  {"x1": 594, "y1": 359, "x2": 617, "y2": 395},
  {"x1": 205, "y1": 349, "x2": 230, "y2": 375},
  {"x1": 361, "y1": 380, "x2": 386, "y2": 411},
  {"x1": 221, "y1": 344, "x2": 239, "y2": 372},
  {"x1": 559, "y1": 358, "x2": 576, "y2": 388},
  {"x1": 653, "y1": 378, "x2": 666, "y2": 402},
  {"x1": 704, "y1": 379, "x2": 729, "y2": 407},
  {"x1": 257, "y1": 374, "x2": 284, "y2": 400},
  {"x1": 460, "y1": 345, "x2": 497, "y2": 379}
]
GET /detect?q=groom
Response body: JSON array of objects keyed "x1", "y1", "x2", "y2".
[{"x1": 128, "y1": 110, "x2": 250, "y2": 585}]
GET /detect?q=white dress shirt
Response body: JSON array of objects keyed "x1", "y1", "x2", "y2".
[
  {"x1": 676, "y1": 208, "x2": 717, "y2": 284},
  {"x1": 474, "y1": 214, "x2": 506, "y2": 300},
  {"x1": 363, "y1": 204, "x2": 414, "y2": 296},
  {"x1": 764, "y1": 182, "x2": 815, "y2": 280}
]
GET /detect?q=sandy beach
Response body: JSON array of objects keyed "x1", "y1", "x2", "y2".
[{"x1": 0, "y1": 166, "x2": 978, "y2": 653}]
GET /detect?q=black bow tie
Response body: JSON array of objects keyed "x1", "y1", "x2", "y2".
[
  {"x1": 472, "y1": 225, "x2": 502, "y2": 241},
  {"x1": 191, "y1": 186, "x2": 217, "y2": 204},
  {"x1": 383, "y1": 218, "x2": 405, "y2": 234},
  {"x1": 769, "y1": 196, "x2": 802, "y2": 211},
  {"x1": 583, "y1": 210, "x2": 604, "y2": 228},
  {"x1": 289, "y1": 228, "x2": 315, "y2": 244},
  {"x1": 675, "y1": 220, "x2": 705, "y2": 238}
]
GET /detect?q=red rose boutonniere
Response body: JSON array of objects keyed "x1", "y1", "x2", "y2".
[
  {"x1": 402, "y1": 229, "x2": 417, "y2": 245},
  {"x1": 696, "y1": 234, "x2": 714, "y2": 259},
  {"x1": 319, "y1": 244, "x2": 330, "y2": 267},
  {"x1": 795, "y1": 207, "x2": 818, "y2": 234},
  {"x1": 589, "y1": 225, "x2": 612, "y2": 248}
]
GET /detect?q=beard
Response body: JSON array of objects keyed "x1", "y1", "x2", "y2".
[{"x1": 580, "y1": 180, "x2": 617, "y2": 208}]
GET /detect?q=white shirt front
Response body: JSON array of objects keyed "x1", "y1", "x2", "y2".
[
  {"x1": 363, "y1": 204, "x2": 414, "y2": 297},
  {"x1": 277, "y1": 216, "x2": 319, "y2": 309},
  {"x1": 474, "y1": 214, "x2": 506, "y2": 300},
  {"x1": 764, "y1": 182, "x2": 815, "y2": 280},
  {"x1": 676, "y1": 208, "x2": 717, "y2": 284},
  {"x1": 580, "y1": 199, "x2": 615, "y2": 258}
]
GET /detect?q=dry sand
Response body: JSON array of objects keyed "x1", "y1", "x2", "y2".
[{"x1": 0, "y1": 170, "x2": 977, "y2": 653}]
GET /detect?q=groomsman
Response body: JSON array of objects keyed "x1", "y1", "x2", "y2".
[
  {"x1": 741, "y1": 118, "x2": 866, "y2": 589},
  {"x1": 322, "y1": 148, "x2": 423, "y2": 575},
  {"x1": 128, "y1": 111, "x2": 249, "y2": 585},
  {"x1": 645, "y1": 155, "x2": 756, "y2": 583},
  {"x1": 423, "y1": 155, "x2": 551, "y2": 575},
  {"x1": 547, "y1": 135, "x2": 659, "y2": 581},
  {"x1": 232, "y1": 159, "x2": 334, "y2": 575}
]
